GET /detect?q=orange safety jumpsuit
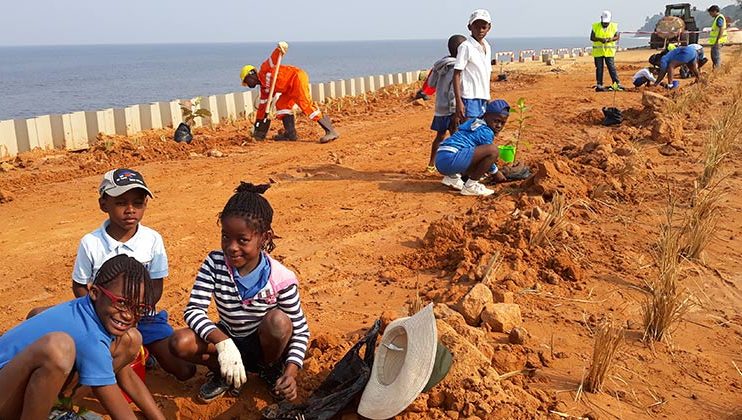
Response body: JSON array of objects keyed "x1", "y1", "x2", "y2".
[{"x1": 255, "y1": 47, "x2": 322, "y2": 122}]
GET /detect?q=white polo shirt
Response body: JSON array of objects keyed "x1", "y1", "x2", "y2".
[
  {"x1": 72, "y1": 221, "x2": 169, "y2": 285},
  {"x1": 454, "y1": 36, "x2": 492, "y2": 100}
]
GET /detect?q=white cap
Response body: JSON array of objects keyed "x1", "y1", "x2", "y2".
[
  {"x1": 601, "y1": 10, "x2": 612, "y2": 23},
  {"x1": 468, "y1": 9, "x2": 491, "y2": 25}
]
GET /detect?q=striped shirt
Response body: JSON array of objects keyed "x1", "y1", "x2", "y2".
[{"x1": 184, "y1": 251, "x2": 310, "y2": 368}]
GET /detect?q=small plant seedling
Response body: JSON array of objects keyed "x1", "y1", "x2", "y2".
[
  {"x1": 508, "y1": 97, "x2": 532, "y2": 159},
  {"x1": 180, "y1": 97, "x2": 212, "y2": 127}
]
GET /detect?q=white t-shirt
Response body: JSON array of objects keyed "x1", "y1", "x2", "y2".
[
  {"x1": 632, "y1": 68, "x2": 657, "y2": 83},
  {"x1": 72, "y1": 221, "x2": 169, "y2": 284},
  {"x1": 454, "y1": 36, "x2": 492, "y2": 100}
]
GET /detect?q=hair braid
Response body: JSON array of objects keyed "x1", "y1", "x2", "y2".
[
  {"x1": 93, "y1": 254, "x2": 154, "y2": 309},
  {"x1": 218, "y1": 182, "x2": 275, "y2": 252}
]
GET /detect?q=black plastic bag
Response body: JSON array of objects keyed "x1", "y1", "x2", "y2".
[
  {"x1": 174, "y1": 122, "x2": 193, "y2": 144},
  {"x1": 262, "y1": 320, "x2": 382, "y2": 420},
  {"x1": 602, "y1": 107, "x2": 623, "y2": 126}
]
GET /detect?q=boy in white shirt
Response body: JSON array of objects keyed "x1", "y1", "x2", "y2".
[
  {"x1": 73, "y1": 168, "x2": 195, "y2": 381},
  {"x1": 445, "y1": 9, "x2": 493, "y2": 191},
  {"x1": 632, "y1": 67, "x2": 658, "y2": 87},
  {"x1": 453, "y1": 9, "x2": 493, "y2": 125}
]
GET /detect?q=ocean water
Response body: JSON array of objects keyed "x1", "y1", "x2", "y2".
[{"x1": 0, "y1": 37, "x2": 648, "y2": 120}]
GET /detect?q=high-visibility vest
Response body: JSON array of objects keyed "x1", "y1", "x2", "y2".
[
  {"x1": 592, "y1": 22, "x2": 618, "y2": 58},
  {"x1": 709, "y1": 14, "x2": 728, "y2": 44}
]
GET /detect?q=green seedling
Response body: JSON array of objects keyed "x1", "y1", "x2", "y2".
[
  {"x1": 507, "y1": 97, "x2": 532, "y2": 159},
  {"x1": 180, "y1": 97, "x2": 212, "y2": 127}
]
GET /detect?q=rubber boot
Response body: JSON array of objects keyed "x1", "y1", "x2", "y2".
[
  {"x1": 317, "y1": 115, "x2": 340, "y2": 144},
  {"x1": 273, "y1": 115, "x2": 297, "y2": 141},
  {"x1": 253, "y1": 118, "x2": 271, "y2": 140}
]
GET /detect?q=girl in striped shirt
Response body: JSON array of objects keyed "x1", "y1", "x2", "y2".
[{"x1": 169, "y1": 182, "x2": 309, "y2": 403}]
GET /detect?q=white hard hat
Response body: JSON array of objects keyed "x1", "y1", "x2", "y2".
[{"x1": 601, "y1": 10, "x2": 612, "y2": 23}]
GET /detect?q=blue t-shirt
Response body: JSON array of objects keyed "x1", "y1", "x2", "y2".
[
  {"x1": 439, "y1": 118, "x2": 495, "y2": 151},
  {"x1": 0, "y1": 296, "x2": 115, "y2": 386},
  {"x1": 660, "y1": 46, "x2": 698, "y2": 70}
]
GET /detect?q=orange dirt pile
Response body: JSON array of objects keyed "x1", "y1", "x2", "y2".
[{"x1": 1, "y1": 49, "x2": 741, "y2": 420}]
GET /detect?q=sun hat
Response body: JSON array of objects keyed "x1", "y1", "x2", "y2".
[
  {"x1": 600, "y1": 10, "x2": 612, "y2": 23},
  {"x1": 485, "y1": 99, "x2": 511, "y2": 116},
  {"x1": 468, "y1": 9, "x2": 491, "y2": 26},
  {"x1": 99, "y1": 168, "x2": 153, "y2": 198},
  {"x1": 357, "y1": 303, "x2": 438, "y2": 419}
]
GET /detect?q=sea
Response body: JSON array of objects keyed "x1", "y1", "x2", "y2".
[{"x1": 0, "y1": 37, "x2": 648, "y2": 121}]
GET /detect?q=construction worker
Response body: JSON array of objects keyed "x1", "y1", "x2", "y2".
[
  {"x1": 650, "y1": 46, "x2": 701, "y2": 88},
  {"x1": 240, "y1": 42, "x2": 339, "y2": 143},
  {"x1": 590, "y1": 10, "x2": 624, "y2": 92},
  {"x1": 707, "y1": 5, "x2": 727, "y2": 69}
]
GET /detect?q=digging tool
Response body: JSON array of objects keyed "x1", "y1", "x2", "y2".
[
  {"x1": 266, "y1": 51, "x2": 284, "y2": 119},
  {"x1": 253, "y1": 48, "x2": 284, "y2": 139}
]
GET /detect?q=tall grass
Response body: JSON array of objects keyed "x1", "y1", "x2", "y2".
[
  {"x1": 681, "y1": 184, "x2": 723, "y2": 261},
  {"x1": 642, "y1": 201, "x2": 693, "y2": 342},
  {"x1": 529, "y1": 192, "x2": 569, "y2": 247},
  {"x1": 584, "y1": 320, "x2": 624, "y2": 392}
]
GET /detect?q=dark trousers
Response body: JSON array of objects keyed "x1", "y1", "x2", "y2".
[{"x1": 594, "y1": 56, "x2": 620, "y2": 86}]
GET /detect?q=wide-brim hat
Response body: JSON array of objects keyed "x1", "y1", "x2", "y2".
[{"x1": 357, "y1": 303, "x2": 437, "y2": 420}]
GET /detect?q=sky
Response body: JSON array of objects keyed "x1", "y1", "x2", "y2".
[{"x1": 0, "y1": 1, "x2": 734, "y2": 46}]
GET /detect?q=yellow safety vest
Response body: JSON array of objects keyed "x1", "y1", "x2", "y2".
[
  {"x1": 709, "y1": 14, "x2": 728, "y2": 44},
  {"x1": 592, "y1": 22, "x2": 618, "y2": 57}
]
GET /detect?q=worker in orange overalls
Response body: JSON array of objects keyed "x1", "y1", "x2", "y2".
[{"x1": 240, "y1": 41, "x2": 340, "y2": 143}]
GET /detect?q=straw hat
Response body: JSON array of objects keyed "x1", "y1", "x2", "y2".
[{"x1": 357, "y1": 304, "x2": 438, "y2": 419}]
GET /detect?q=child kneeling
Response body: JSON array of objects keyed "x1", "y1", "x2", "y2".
[
  {"x1": 0, "y1": 255, "x2": 164, "y2": 419},
  {"x1": 170, "y1": 182, "x2": 310, "y2": 403},
  {"x1": 436, "y1": 99, "x2": 510, "y2": 196}
]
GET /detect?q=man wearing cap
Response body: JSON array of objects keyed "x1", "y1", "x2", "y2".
[
  {"x1": 240, "y1": 42, "x2": 340, "y2": 143},
  {"x1": 707, "y1": 5, "x2": 727, "y2": 68},
  {"x1": 590, "y1": 11, "x2": 624, "y2": 91}
]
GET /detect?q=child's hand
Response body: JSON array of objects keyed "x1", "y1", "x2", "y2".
[{"x1": 274, "y1": 374, "x2": 298, "y2": 402}]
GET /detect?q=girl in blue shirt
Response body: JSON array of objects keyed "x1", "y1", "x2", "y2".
[{"x1": 0, "y1": 255, "x2": 164, "y2": 420}]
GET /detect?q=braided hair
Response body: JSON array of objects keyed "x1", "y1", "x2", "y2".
[
  {"x1": 218, "y1": 182, "x2": 275, "y2": 252},
  {"x1": 93, "y1": 254, "x2": 154, "y2": 310}
]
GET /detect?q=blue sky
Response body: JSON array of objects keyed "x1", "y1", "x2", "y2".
[{"x1": 0, "y1": 1, "x2": 733, "y2": 45}]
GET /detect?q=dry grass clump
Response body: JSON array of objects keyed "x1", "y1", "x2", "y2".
[
  {"x1": 642, "y1": 202, "x2": 693, "y2": 342},
  {"x1": 699, "y1": 93, "x2": 741, "y2": 187},
  {"x1": 529, "y1": 192, "x2": 569, "y2": 247},
  {"x1": 408, "y1": 290, "x2": 425, "y2": 316},
  {"x1": 680, "y1": 184, "x2": 723, "y2": 261},
  {"x1": 584, "y1": 320, "x2": 624, "y2": 393}
]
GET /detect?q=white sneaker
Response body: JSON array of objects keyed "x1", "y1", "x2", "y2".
[
  {"x1": 441, "y1": 175, "x2": 464, "y2": 190},
  {"x1": 460, "y1": 181, "x2": 494, "y2": 196}
]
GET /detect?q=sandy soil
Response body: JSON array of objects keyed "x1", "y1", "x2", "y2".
[{"x1": 1, "y1": 48, "x2": 741, "y2": 420}]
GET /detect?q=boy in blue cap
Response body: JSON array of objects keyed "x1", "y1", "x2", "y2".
[{"x1": 436, "y1": 99, "x2": 510, "y2": 196}]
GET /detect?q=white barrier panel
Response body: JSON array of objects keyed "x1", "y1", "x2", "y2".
[
  {"x1": 33, "y1": 115, "x2": 65, "y2": 149},
  {"x1": 149, "y1": 104, "x2": 163, "y2": 130},
  {"x1": 215, "y1": 95, "x2": 228, "y2": 123},
  {"x1": 169, "y1": 102, "x2": 184, "y2": 126},
  {"x1": 230, "y1": 93, "x2": 244, "y2": 118},
  {"x1": 12, "y1": 120, "x2": 30, "y2": 154},
  {"x1": 323, "y1": 81, "x2": 336, "y2": 99},
  {"x1": 364, "y1": 76, "x2": 376, "y2": 92},
  {"x1": 386, "y1": 74, "x2": 394, "y2": 86},
  {"x1": 557, "y1": 48, "x2": 570, "y2": 59},
  {"x1": 63, "y1": 111, "x2": 93, "y2": 150},
  {"x1": 224, "y1": 94, "x2": 237, "y2": 120},
  {"x1": 311, "y1": 83, "x2": 325, "y2": 103},
  {"x1": 83, "y1": 111, "x2": 100, "y2": 143},
  {"x1": 335, "y1": 80, "x2": 347, "y2": 97},
  {"x1": 242, "y1": 91, "x2": 255, "y2": 115},
  {"x1": 0, "y1": 120, "x2": 19, "y2": 157},
  {"x1": 157, "y1": 102, "x2": 173, "y2": 128},
  {"x1": 355, "y1": 77, "x2": 366, "y2": 94},
  {"x1": 571, "y1": 48, "x2": 584, "y2": 57},
  {"x1": 394, "y1": 73, "x2": 404, "y2": 84},
  {"x1": 520, "y1": 49, "x2": 536, "y2": 62},
  {"x1": 404, "y1": 72, "x2": 414, "y2": 84},
  {"x1": 125, "y1": 105, "x2": 142, "y2": 135},
  {"x1": 494, "y1": 51, "x2": 515, "y2": 64},
  {"x1": 344, "y1": 79, "x2": 357, "y2": 96},
  {"x1": 376, "y1": 75, "x2": 385, "y2": 89}
]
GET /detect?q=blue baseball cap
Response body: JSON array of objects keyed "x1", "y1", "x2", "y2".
[{"x1": 485, "y1": 99, "x2": 510, "y2": 116}]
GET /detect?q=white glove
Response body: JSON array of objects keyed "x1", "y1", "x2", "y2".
[
  {"x1": 277, "y1": 41, "x2": 289, "y2": 55},
  {"x1": 215, "y1": 339, "x2": 246, "y2": 388}
]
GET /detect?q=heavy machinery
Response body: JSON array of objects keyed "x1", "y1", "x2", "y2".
[{"x1": 650, "y1": 3, "x2": 700, "y2": 48}]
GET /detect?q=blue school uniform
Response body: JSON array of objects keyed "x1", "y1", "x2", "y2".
[
  {"x1": 660, "y1": 46, "x2": 698, "y2": 71},
  {"x1": 0, "y1": 296, "x2": 116, "y2": 386},
  {"x1": 435, "y1": 118, "x2": 495, "y2": 175}
]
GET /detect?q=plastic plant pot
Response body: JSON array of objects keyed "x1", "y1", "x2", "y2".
[
  {"x1": 122, "y1": 346, "x2": 148, "y2": 403},
  {"x1": 498, "y1": 145, "x2": 516, "y2": 163}
]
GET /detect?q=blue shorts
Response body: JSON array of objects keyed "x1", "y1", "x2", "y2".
[
  {"x1": 435, "y1": 147, "x2": 474, "y2": 176},
  {"x1": 462, "y1": 98, "x2": 487, "y2": 118},
  {"x1": 633, "y1": 76, "x2": 650, "y2": 87},
  {"x1": 137, "y1": 310, "x2": 174, "y2": 345},
  {"x1": 431, "y1": 115, "x2": 453, "y2": 134}
]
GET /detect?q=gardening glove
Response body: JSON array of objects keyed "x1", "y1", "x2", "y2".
[
  {"x1": 215, "y1": 339, "x2": 246, "y2": 388},
  {"x1": 277, "y1": 41, "x2": 289, "y2": 55}
]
